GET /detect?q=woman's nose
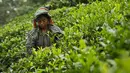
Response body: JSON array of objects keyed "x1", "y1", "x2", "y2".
[{"x1": 41, "y1": 21, "x2": 44, "y2": 24}]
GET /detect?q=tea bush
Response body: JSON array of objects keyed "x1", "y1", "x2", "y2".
[{"x1": 0, "y1": 0, "x2": 130, "y2": 73}]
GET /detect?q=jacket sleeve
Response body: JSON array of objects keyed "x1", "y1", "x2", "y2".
[
  {"x1": 49, "y1": 25, "x2": 64, "y2": 34},
  {"x1": 26, "y1": 32, "x2": 36, "y2": 55},
  {"x1": 49, "y1": 25, "x2": 64, "y2": 42}
]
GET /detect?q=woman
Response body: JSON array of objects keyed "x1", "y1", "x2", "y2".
[{"x1": 26, "y1": 7, "x2": 63, "y2": 54}]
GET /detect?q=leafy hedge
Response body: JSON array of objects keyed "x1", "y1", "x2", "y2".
[{"x1": 0, "y1": 0, "x2": 130, "y2": 73}]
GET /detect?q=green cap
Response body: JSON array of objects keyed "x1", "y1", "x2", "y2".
[{"x1": 34, "y1": 7, "x2": 51, "y2": 18}]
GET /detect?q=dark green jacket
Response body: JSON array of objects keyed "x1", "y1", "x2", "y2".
[{"x1": 26, "y1": 24, "x2": 63, "y2": 54}]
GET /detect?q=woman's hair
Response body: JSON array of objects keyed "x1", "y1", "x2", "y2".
[{"x1": 35, "y1": 14, "x2": 51, "y2": 22}]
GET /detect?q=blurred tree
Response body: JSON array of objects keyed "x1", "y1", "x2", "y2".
[{"x1": 0, "y1": 0, "x2": 49, "y2": 26}]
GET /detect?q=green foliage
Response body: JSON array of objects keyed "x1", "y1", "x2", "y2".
[
  {"x1": 0, "y1": 0, "x2": 130, "y2": 73},
  {"x1": 46, "y1": 0, "x2": 71, "y2": 9},
  {"x1": 46, "y1": 0, "x2": 100, "y2": 10},
  {"x1": 0, "y1": 0, "x2": 49, "y2": 25}
]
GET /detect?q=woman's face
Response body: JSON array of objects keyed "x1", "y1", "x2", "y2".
[{"x1": 37, "y1": 16, "x2": 49, "y2": 29}]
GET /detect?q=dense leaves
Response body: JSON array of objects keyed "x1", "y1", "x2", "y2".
[{"x1": 0, "y1": 0, "x2": 130, "y2": 73}]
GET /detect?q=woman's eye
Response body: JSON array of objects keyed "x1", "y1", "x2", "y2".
[{"x1": 42, "y1": 19, "x2": 46, "y2": 21}]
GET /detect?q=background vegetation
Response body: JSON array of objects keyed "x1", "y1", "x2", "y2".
[
  {"x1": 0, "y1": 0, "x2": 130, "y2": 73},
  {"x1": 0, "y1": 0, "x2": 50, "y2": 25},
  {"x1": 0, "y1": 0, "x2": 100, "y2": 25}
]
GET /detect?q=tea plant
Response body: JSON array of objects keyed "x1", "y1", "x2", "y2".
[{"x1": 0, "y1": 0, "x2": 130, "y2": 73}]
